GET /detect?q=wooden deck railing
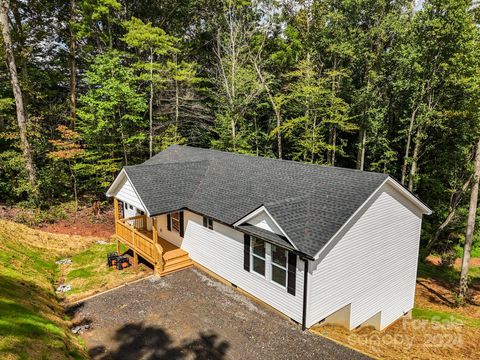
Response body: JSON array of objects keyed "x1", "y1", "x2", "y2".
[{"x1": 114, "y1": 210, "x2": 164, "y2": 272}]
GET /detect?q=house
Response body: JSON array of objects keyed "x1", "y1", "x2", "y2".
[{"x1": 106, "y1": 145, "x2": 432, "y2": 331}]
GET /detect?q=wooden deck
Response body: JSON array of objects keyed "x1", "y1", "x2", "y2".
[{"x1": 113, "y1": 200, "x2": 192, "y2": 275}]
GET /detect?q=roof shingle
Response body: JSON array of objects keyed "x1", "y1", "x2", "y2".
[{"x1": 127, "y1": 145, "x2": 389, "y2": 257}]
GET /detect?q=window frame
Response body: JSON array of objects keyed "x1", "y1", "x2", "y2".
[
  {"x1": 170, "y1": 212, "x2": 180, "y2": 233},
  {"x1": 270, "y1": 244, "x2": 288, "y2": 288},
  {"x1": 249, "y1": 238, "x2": 290, "y2": 290},
  {"x1": 251, "y1": 237, "x2": 266, "y2": 278}
]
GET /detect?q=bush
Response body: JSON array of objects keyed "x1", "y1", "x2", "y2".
[
  {"x1": 440, "y1": 250, "x2": 457, "y2": 268},
  {"x1": 13, "y1": 202, "x2": 73, "y2": 226},
  {"x1": 454, "y1": 238, "x2": 480, "y2": 259}
]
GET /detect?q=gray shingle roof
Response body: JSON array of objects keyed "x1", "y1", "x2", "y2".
[{"x1": 127, "y1": 145, "x2": 389, "y2": 257}]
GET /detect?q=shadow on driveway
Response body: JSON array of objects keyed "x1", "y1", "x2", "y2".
[
  {"x1": 72, "y1": 268, "x2": 370, "y2": 360},
  {"x1": 89, "y1": 323, "x2": 228, "y2": 359}
]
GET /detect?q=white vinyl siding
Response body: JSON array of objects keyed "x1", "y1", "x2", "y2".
[
  {"x1": 306, "y1": 182, "x2": 422, "y2": 329},
  {"x1": 115, "y1": 177, "x2": 145, "y2": 212},
  {"x1": 181, "y1": 211, "x2": 305, "y2": 323}
]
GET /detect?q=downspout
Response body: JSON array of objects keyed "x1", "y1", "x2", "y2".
[{"x1": 301, "y1": 258, "x2": 309, "y2": 330}]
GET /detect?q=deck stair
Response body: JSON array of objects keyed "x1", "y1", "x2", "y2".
[{"x1": 161, "y1": 248, "x2": 193, "y2": 275}]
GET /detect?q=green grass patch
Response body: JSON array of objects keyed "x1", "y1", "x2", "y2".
[
  {"x1": 64, "y1": 242, "x2": 147, "y2": 299},
  {"x1": 417, "y1": 261, "x2": 459, "y2": 283},
  {"x1": 0, "y1": 220, "x2": 87, "y2": 359},
  {"x1": 413, "y1": 307, "x2": 480, "y2": 328},
  {"x1": 454, "y1": 241, "x2": 480, "y2": 259},
  {"x1": 417, "y1": 258, "x2": 480, "y2": 288}
]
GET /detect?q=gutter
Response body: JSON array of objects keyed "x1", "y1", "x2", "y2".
[{"x1": 301, "y1": 257, "x2": 309, "y2": 330}]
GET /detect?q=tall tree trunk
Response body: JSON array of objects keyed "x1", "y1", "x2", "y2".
[
  {"x1": 119, "y1": 110, "x2": 128, "y2": 165},
  {"x1": 356, "y1": 127, "x2": 366, "y2": 170},
  {"x1": 458, "y1": 139, "x2": 480, "y2": 305},
  {"x1": 149, "y1": 48, "x2": 153, "y2": 158},
  {"x1": 275, "y1": 109, "x2": 282, "y2": 159},
  {"x1": 252, "y1": 61, "x2": 282, "y2": 159},
  {"x1": 174, "y1": 54, "x2": 179, "y2": 142},
  {"x1": 408, "y1": 131, "x2": 421, "y2": 192},
  {"x1": 0, "y1": 0, "x2": 36, "y2": 190},
  {"x1": 331, "y1": 125, "x2": 337, "y2": 166},
  {"x1": 68, "y1": 0, "x2": 77, "y2": 127},
  {"x1": 402, "y1": 107, "x2": 418, "y2": 185}
]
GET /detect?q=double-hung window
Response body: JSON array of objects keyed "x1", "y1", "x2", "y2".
[
  {"x1": 249, "y1": 238, "x2": 289, "y2": 289},
  {"x1": 170, "y1": 212, "x2": 180, "y2": 232},
  {"x1": 251, "y1": 237, "x2": 266, "y2": 276},
  {"x1": 271, "y1": 244, "x2": 287, "y2": 287}
]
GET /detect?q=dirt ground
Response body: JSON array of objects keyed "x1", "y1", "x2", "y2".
[
  {"x1": 426, "y1": 255, "x2": 480, "y2": 268},
  {"x1": 0, "y1": 203, "x2": 115, "y2": 238},
  {"x1": 71, "y1": 268, "x2": 370, "y2": 360},
  {"x1": 37, "y1": 210, "x2": 115, "y2": 238},
  {"x1": 313, "y1": 261, "x2": 480, "y2": 360}
]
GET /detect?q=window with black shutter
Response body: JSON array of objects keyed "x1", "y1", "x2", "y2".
[
  {"x1": 271, "y1": 244, "x2": 287, "y2": 286},
  {"x1": 243, "y1": 234, "x2": 250, "y2": 271},
  {"x1": 287, "y1": 252, "x2": 297, "y2": 296}
]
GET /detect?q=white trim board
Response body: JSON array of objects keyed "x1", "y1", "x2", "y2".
[
  {"x1": 233, "y1": 205, "x2": 298, "y2": 250},
  {"x1": 106, "y1": 169, "x2": 150, "y2": 216}
]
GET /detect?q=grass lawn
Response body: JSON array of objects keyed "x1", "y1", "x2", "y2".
[
  {"x1": 62, "y1": 242, "x2": 151, "y2": 302},
  {"x1": 0, "y1": 219, "x2": 92, "y2": 359},
  {"x1": 0, "y1": 219, "x2": 150, "y2": 359}
]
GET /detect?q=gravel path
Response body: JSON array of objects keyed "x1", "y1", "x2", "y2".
[{"x1": 73, "y1": 268, "x2": 370, "y2": 360}]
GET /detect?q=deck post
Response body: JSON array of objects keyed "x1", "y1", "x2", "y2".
[
  {"x1": 152, "y1": 217, "x2": 158, "y2": 244},
  {"x1": 113, "y1": 197, "x2": 119, "y2": 234},
  {"x1": 133, "y1": 250, "x2": 138, "y2": 266},
  {"x1": 152, "y1": 217, "x2": 162, "y2": 273},
  {"x1": 133, "y1": 227, "x2": 139, "y2": 265}
]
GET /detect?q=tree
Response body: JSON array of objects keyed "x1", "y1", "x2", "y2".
[
  {"x1": 76, "y1": 0, "x2": 121, "y2": 53},
  {"x1": 0, "y1": 0, "x2": 36, "y2": 193},
  {"x1": 77, "y1": 50, "x2": 148, "y2": 165},
  {"x1": 458, "y1": 139, "x2": 480, "y2": 305},
  {"x1": 211, "y1": 0, "x2": 263, "y2": 153},
  {"x1": 281, "y1": 56, "x2": 352, "y2": 164},
  {"x1": 155, "y1": 56, "x2": 210, "y2": 150},
  {"x1": 394, "y1": 0, "x2": 479, "y2": 192},
  {"x1": 122, "y1": 16, "x2": 178, "y2": 158},
  {"x1": 69, "y1": 0, "x2": 77, "y2": 126},
  {"x1": 47, "y1": 125, "x2": 85, "y2": 210}
]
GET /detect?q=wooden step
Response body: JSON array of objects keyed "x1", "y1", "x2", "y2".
[
  {"x1": 163, "y1": 248, "x2": 189, "y2": 261},
  {"x1": 164, "y1": 254, "x2": 190, "y2": 266},
  {"x1": 161, "y1": 259, "x2": 193, "y2": 275},
  {"x1": 163, "y1": 258, "x2": 192, "y2": 270}
]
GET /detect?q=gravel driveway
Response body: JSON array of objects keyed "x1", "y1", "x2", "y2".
[{"x1": 72, "y1": 268, "x2": 370, "y2": 360}]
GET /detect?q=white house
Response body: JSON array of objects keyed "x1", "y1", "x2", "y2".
[{"x1": 106, "y1": 145, "x2": 431, "y2": 331}]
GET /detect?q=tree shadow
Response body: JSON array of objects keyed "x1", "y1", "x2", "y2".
[
  {"x1": 416, "y1": 279, "x2": 456, "y2": 307},
  {"x1": 89, "y1": 322, "x2": 229, "y2": 360}
]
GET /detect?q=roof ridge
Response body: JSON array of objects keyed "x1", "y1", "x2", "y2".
[
  {"x1": 127, "y1": 159, "x2": 209, "y2": 169},
  {"x1": 171, "y1": 145, "x2": 389, "y2": 177}
]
